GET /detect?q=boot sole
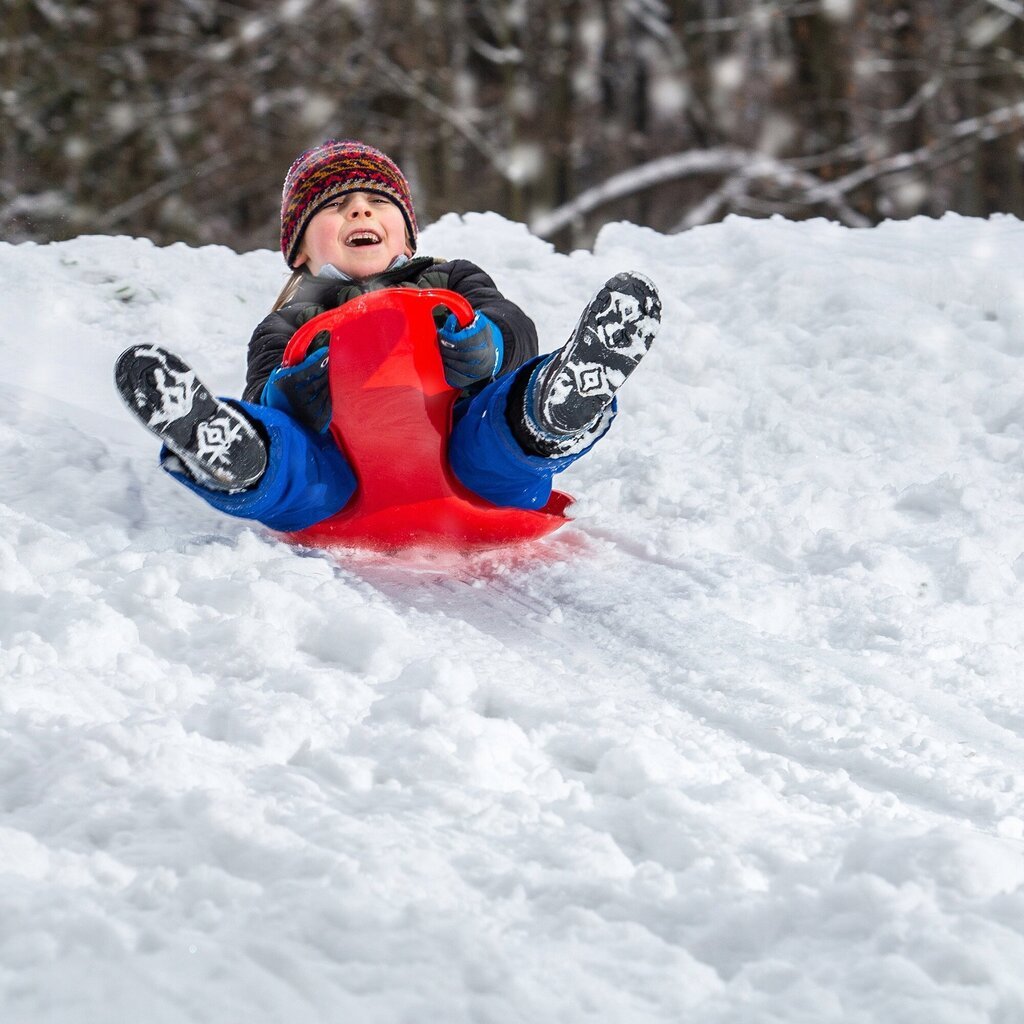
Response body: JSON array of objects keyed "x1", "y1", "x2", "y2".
[
  {"x1": 538, "y1": 271, "x2": 662, "y2": 434},
  {"x1": 114, "y1": 344, "x2": 266, "y2": 491}
]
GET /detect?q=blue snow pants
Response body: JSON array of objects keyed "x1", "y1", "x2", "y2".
[{"x1": 165, "y1": 362, "x2": 612, "y2": 533}]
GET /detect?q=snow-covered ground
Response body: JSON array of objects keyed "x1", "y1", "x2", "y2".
[{"x1": 3, "y1": 213, "x2": 1024, "y2": 1023}]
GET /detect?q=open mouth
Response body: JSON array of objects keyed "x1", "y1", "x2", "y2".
[{"x1": 346, "y1": 231, "x2": 382, "y2": 248}]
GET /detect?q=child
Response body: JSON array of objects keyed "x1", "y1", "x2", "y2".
[{"x1": 115, "y1": 140, "x2": 661, "y2": 534}]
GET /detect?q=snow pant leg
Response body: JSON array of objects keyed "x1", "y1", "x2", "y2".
[
  {"x1": 161, "y1": 400, "x2": 357, "y2": 533},
  {"x1": 448, "y1": 359, "x2": 614, "y2": 510}
]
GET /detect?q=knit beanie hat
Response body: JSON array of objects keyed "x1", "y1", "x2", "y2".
[{"x1": 280, "y1": 140, "x2": 418, "y2": 268}]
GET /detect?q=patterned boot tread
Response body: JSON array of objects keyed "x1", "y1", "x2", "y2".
[
  {"x1": 114, "y1": 344, "x2": 267, "y2": 492},
  {"x1": 535, "y1": 271, "x2": 661, "y2": 437}
]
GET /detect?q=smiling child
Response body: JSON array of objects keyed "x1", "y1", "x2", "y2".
[{"x1": 115, "y1": 140, "x2": 661, "y2": 534}]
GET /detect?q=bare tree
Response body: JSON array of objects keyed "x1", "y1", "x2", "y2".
[{"x1": 2, "y1": 0, "x2": 1022, "y2": 253}]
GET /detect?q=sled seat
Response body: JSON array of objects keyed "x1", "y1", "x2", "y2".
[{"x1": 278, "y1": 287, "x2": 571, "y2": 552}]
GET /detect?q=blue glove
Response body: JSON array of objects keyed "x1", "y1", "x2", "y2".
[
  {"x1": 262, "y1": 346, "x2": 331, "y2": 433},
  {"x1": 437, "y1": 312, "x2": 504, "y2": 389}
]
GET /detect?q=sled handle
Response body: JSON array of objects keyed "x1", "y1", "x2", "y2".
[
  {"x1": 281, "y1": 287, "x2": 476, "y2": 368},
  {"x1": 417, "y1": 288, "x2": 477, "y2": 329}
]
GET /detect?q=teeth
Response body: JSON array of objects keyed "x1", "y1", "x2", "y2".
[{"x1": 346, "y1": 232, "x2": 381, "y2": 246}]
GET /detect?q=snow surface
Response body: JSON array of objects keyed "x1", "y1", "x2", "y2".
[{"x1": 3, "y1": 213, "x2": 1024, "y2": 1022}]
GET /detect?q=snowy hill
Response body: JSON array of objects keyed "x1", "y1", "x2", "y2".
[{"x1": 3, "y1": 213, "x2": 1024, "y2": 1022}]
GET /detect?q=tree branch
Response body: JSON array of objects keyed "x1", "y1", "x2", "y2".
[
  {"x1": 369, "y1": 54, "x2": 508, "y2": 174},
  {"x1": 808, "y1": 98, "x2": 1024, "y2": 204},
  {"x1": 97, "y1": 152, "x2": 234, "y2": 229},
  {"x1": 531, "y1": 148, "x2": 870, "y2": 237},
  {"x1": 984, "y1": 0, "x2": 1024, "y2": 22}
]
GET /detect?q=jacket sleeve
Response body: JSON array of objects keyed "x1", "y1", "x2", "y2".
[
  {"x1": 242, "y1": 302, "x2": 325, "y2": 404},
  {"x1": 440, "y1": 260, "x2": 539, "y2": 377}
]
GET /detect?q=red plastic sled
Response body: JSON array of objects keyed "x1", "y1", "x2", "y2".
[{"x1": 278, "y1": 287, "x2": 572, "y2": 552}]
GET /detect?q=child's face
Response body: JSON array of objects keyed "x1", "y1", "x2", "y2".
[{"x1": 296, "y1": 192, "x2": 412, "y2": 277}]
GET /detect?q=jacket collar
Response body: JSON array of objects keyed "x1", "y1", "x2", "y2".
[{"x1": 295, "y1": 255, "x2": 437, "y2": 304}]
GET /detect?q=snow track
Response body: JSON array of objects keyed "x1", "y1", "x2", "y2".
[{"x1": 3, "y1": 216, "x2": 1024, "y2": 1021}]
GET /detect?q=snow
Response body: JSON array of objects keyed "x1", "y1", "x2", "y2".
[{"x1": 3, "y1": 212, "x2": 1024, "y2": 1022}]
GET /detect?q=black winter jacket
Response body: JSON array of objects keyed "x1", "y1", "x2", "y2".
[{"x1": 243, "y1": 256, "x2": 538, "y2": 404}]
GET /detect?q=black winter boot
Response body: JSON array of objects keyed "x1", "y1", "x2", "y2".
[
  {"x1": 115, "y1": 344, "x2": 267, "y2": 492},
  {"x1": 511, "y1": 271, "x2": 661, "y2": 457}
]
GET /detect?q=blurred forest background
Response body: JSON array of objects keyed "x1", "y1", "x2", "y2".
[{"x1": 3, "y1": 0, "x2": 1024, "y2": 254}]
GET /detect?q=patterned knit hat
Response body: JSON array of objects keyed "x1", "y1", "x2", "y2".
[{"x1": 280, "y1": 140, "x2": 418, "y2": 268}]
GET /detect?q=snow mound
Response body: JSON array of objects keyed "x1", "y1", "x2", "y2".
[{"x1": 3, "y1": 214, "x2": 1024, "y2": 1022}]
